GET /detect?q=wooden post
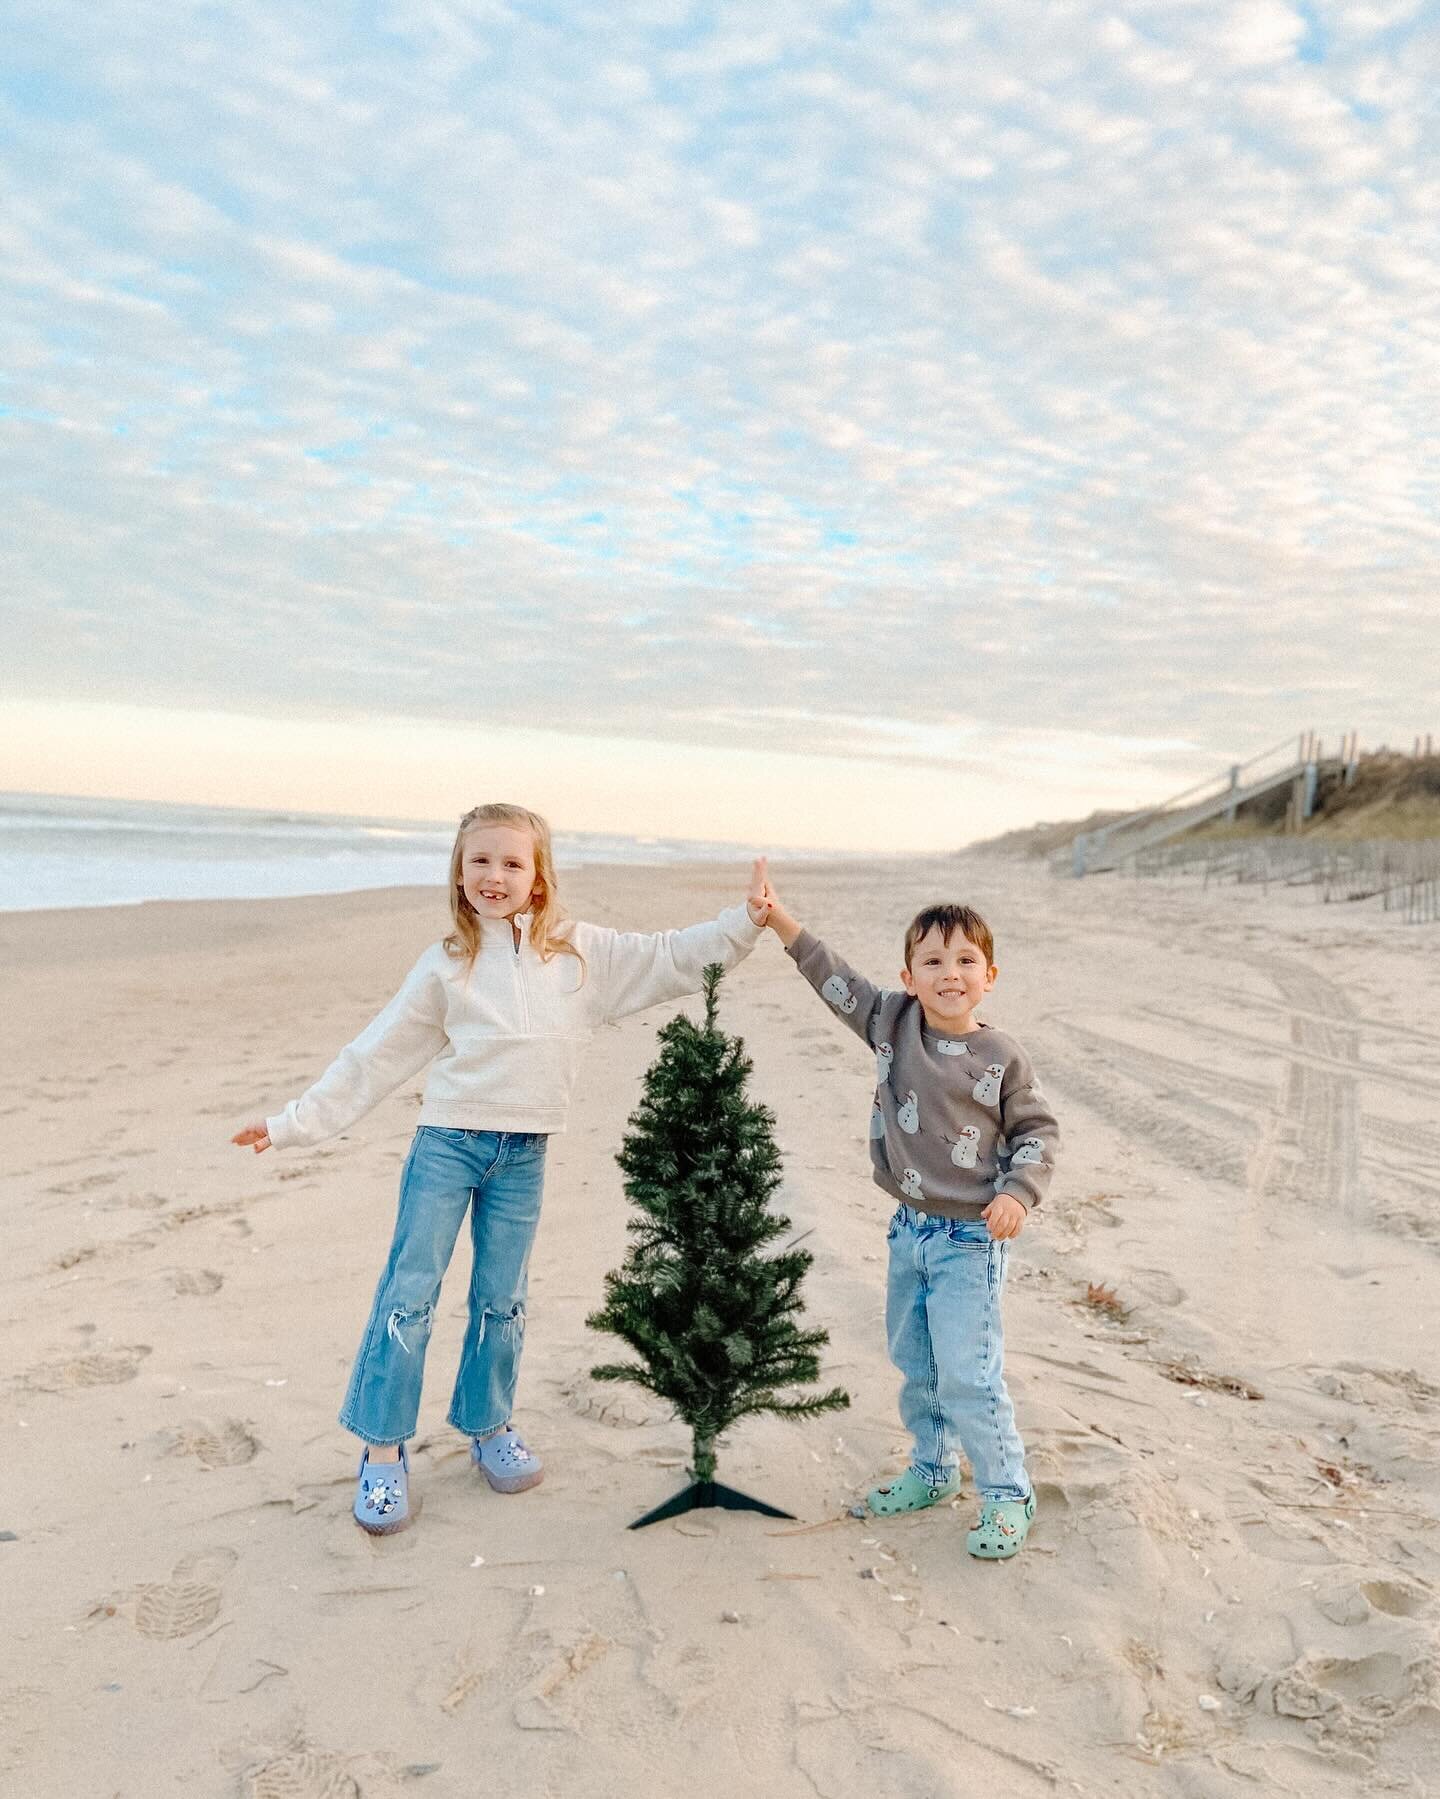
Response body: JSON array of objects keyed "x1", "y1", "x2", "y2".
[{"x1": 1225, "y1": 764, "x2": 1240, "y2": 822}]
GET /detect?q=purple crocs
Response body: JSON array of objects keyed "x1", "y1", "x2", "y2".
[
  {"x1": 354, "y1": 1445, "x2": 412, "y2": 1534},
  {"x1": 472, "y1": 1425, "x2": 544, "y2": 1494}
]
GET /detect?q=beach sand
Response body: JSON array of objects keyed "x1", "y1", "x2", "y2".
[{"x1": 2, "y1": 856, "x2": 1437, "y2": 1797}]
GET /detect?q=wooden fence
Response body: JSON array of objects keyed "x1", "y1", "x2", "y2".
[{"x1": 1126, "y1": 838, "x2": 1440, "y2": 923}]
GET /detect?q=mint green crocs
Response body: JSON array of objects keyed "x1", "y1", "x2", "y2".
[
  {"x1": 866, "y1": 1467, "x2": 962, "y2": 1517},
  {"x1": 967, "y1": 1490, "x2": 1036, "y2": 1559}
]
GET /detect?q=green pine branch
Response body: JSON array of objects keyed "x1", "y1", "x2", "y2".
[{"x1": 589, "y1": 965, "x2": 849, "y2": 1482}]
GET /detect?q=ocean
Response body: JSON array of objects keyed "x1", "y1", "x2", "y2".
[{"x1": 0, "y1": 792, "x2": 787, "y2": 914}]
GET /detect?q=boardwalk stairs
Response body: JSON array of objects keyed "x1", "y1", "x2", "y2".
[{"x1": 1061, "y1": 732, "x2": 1354, "y2": 876}]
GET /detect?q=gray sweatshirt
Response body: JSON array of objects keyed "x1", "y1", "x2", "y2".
[{"x1": 787, "y1": 930, "x2": 1060, "y2": 1218}]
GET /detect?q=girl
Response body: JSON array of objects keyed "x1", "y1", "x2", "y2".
[{"x1": 234, "y1": 803, "x2": 770, "y2": 1534}]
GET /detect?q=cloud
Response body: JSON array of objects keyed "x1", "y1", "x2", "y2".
[{"x1": 2, "y1": 0, "x2": 1437, "y2": 836}]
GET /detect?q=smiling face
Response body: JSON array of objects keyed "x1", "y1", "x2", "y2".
[
  {"x1": 900, "y1": 925, "x2": 996, "y2": 1033},
  {"x1": 458, "y1": 824, "x2": 539, "y2": 922}
]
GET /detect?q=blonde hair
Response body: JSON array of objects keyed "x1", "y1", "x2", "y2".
[{"x1": 444, "y1": 803, "x2": 585, "y2": 977}]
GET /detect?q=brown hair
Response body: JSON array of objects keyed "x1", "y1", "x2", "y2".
[
  {"x1": 443, "y1": 802, "x2": 585, "y2": 978},
  {"x1": 903, "y1": 903, "x2": 994, "y2": 968}
]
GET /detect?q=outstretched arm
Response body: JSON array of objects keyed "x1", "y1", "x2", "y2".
[
  {"x1": 230, "y1": 951, "x2": 447, "y2": 1154},
  {"x1": 588, "y1": 858, "x2": 770, "y2": 1022},
  {"x1": 760, "y1": 874, "x2": 885, "y2": 1045}
]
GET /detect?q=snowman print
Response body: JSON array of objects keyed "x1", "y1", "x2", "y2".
[
  {"x1": 972, "y1": 1062, "x2": 1004, "y2": 1106},
  {"x1": 899, "y1": 1167, "x2": 925, "y2": 1201},
  {"x1": 821, "y1": 974, "x2": 858, "y2": 1015},
  {"x1": 1010, "y1": 1136, "x2": 1045, "y2": 1167},
  {"x1": 870, "y1": 1093, "x2": 886, "y2": 1139},
  {"x1": 897, "y1": 1089, "x2": 920, "y2": 1134},
  {"x1": 875, "y1": 1041, "x2": 894, "y2": 1083},
  {"x1": 948, "y1": 1126, "x2": 980, "y2": 1169},
  {"x1": 934, "y1": 1038, "x2": 970, "y2": 1057}
]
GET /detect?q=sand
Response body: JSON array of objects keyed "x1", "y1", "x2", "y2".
[{"x1": 2, "y1": 856, "x2": 1437, "y2": 1797}]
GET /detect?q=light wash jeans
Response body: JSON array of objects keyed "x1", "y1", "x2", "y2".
[
  {"x1": 885, "y1": 1202, "x2": 1030, "y2": 1502},
  {"x1": 338, "y1": 1127, "x2": 548, "y2": 1446}
]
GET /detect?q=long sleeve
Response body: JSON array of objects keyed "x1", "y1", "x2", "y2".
[
  {"x1": 584, "y1": 903, "x2": 763, "y2": 1023},
  {"x1": 993, "y1": 1055, "x2": 1060, "y2": 1211},
  {"x1": 265, "y1": 950, "x2": 449, "y2": 1151},
  {"x1": 786, "y1": 929, "x2": 888, "y2": 1046}
]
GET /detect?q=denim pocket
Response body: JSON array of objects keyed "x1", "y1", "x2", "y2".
[
  {"x1": 945, "y1": 1219, "x2": 992, "y2": 1247},
  {"x1": 885, "y1": 1209, "x2": 903, "y2": 1242},
  {"x1": 422, "y1": 1126, "x2": 470, "y2": 1141}
]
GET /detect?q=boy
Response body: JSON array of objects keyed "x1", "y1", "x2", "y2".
[{"x1": 756, "y1": 884, "x2": 1058, "y2": 1559}]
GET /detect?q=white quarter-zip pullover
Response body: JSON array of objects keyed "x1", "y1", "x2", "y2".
[{"x1": 265, "y1": 904, "x2": 763, "y2": 1149}]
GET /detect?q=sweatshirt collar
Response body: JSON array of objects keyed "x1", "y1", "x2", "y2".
[{"x1": 478, "y1": 912, "x2": 531, "y2": 953}]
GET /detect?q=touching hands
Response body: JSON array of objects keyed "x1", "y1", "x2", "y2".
[
  {"x1": 231, "y1": 1122, "x2": 272, "y2": 1155},
  {"x1": 745, "y1": 855, "x2": 772, "y2": 926},
  {"x1": 746, "y1": 857, "x2": 802, "y2": 946},
  {"x1": 981, "y1": 1192, "x2": 1027, "y2": 1240}
]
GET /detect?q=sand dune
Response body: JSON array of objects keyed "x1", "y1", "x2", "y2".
[{"x1": 2, "y1": 858, "x2": 1437, "y2": 1796}]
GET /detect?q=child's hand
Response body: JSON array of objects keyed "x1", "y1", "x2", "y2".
[
  {"x1": 982, "y1": 1193, "x2": 1027, "y2": 1240},
  {"x1": 746, "y1": 856, "x2": 773, "y2": 926},
  {"x1": 751, "y1": 863, "x2": 802, "y2": 948},
  {"x1": 231, "y1": 1122, "x2": 272, "y2": 1155}
]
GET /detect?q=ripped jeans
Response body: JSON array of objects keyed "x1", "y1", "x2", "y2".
[{"x1": 338, "y1": 1127, "x2": 548, "y2": 1446}]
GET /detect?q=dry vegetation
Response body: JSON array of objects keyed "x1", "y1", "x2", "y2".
[{"x1": 969, "y1": 749, "x2": 1440, "y2": 857}]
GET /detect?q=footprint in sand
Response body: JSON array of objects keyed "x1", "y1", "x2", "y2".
[
  {"x1": 109, "y1": 1190, "x2": 170, "y2": 1212},
  {"x1": 98, "y1": 1546, "x2": 240, "y2": 1641},
  {"x1": 1027, "y1": 1428, "x2": 1134, "y2": 1511},
  {"x1": 1361, "y1": 1581, "x2": 1431, "y2": 1619},
  {"x1": 44, "y1": 1171, "x2": 120, "y2": 1196},
  {"x1": 52, "y1": 1245, "x2": 100, "y2": 1271},
  {"x1": 1219, "y1": 1609, "x2": 1437, "y2": 1745},
  {"x1": 170, "y1": 1267, "x2": 224, "y2": 1297},
  {"x1": 1125, "y1": 1268, "x2": 1186, "y2": 1307},
  {"x1": 26, "y1": 1345, "x2": 151, "y2": 1391},
  {"x1": 1315, "y1": 1578, "x2": 1432, "y2": 1625},
  {"x1": 244, "y1": 1751, "x2": 362, "y2": 1798},
  {"x1": 223, "y1": 1723, "x2": 409, "y2": 1799},
  {"x1": 435, "y1": 1567, "x2": 650, "y2": 1735},
  {"x1": 560, "y1": 1370, "x2": 650, "y2": 1427},
  {"x1": 163, "y1": 1418, "x2": 260, "y2": 1468}
]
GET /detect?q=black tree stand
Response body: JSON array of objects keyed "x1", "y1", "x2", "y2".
[{"x1": 629, "y1": 1479, "x2": 794, "y2": 1529}]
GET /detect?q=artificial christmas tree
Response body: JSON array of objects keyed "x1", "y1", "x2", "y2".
[{"x1": 589, "y1": 964, "x2": 850, "y2": 1528}]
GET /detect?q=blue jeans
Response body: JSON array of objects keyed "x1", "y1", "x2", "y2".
[
  {"x1": 885, "y1": 1203, "x2": 1030, "y2": 1502},
  {"x1": 338, "y1": 1127, "x2": 548, "y2": 1446}
]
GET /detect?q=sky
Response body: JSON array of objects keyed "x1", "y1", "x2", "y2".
[{"x1": 2, "y1": 0, "x2": 1437, "y2": 851}]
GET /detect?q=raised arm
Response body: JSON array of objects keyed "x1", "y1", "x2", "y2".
[
  {"x1": 586, "y1": 858, "x2": 769, "y2": 1022},
  {"x1": 763, "y1": 885, "x2": 886, "y2": 1047}
]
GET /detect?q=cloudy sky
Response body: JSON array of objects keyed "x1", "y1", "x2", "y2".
[{"x1": 3, "y1": 0, "x2": 1437, "y2": 849}]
